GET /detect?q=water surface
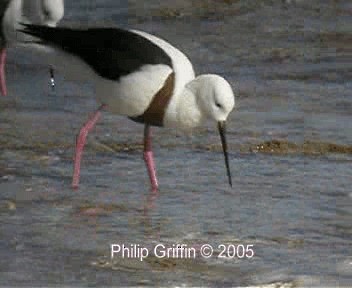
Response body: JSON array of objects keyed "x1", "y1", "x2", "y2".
[{"x1": 0, "y1": 0, "x2": 351, "y2": 286}]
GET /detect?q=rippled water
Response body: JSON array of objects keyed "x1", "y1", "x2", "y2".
[{"x1": 0, "y1": 0, "x2": 351, "y2": 286}]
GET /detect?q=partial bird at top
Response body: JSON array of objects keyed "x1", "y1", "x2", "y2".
[{"x1": 0, "y1": 0, "x2": 64, "y2": 96}]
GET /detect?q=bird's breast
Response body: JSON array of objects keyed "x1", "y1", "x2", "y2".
[
  {"x1": 95, "y1": 63, "x2": 173, "y2": 118},
  {"x1": 130, "y1": 72, "x2": 175, "y2": 126}
]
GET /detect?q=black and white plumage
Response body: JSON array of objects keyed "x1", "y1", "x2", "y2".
[
  {"x1": 0, "y1": 0, "x2": 64, "y2": 95},
  {"x1": 21, "y1": 24, "x2": 235, "y2": 190}
]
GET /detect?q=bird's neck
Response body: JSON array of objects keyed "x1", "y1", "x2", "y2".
[{"x1": 163, "y1": 79, "x2": 205, "y2": 130}]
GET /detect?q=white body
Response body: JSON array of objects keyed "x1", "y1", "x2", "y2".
[
  {"x1": 96, "y1": 30, "x2": 234, "y2": 130},
  {"x1": 95, "y1": 29, "x2": 196, "y2": 120},
  {"x1": 29, "y1": 28, "x2": 235, "y2": 131}
]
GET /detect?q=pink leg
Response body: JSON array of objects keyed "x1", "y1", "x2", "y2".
[
  {"x1": 143, "y1": 124, "x2": 159, "y2": 193},
  {"x1": 0, "y1": 48, "x2": 7, "y2": 96},
  {"x1": 72, "y1": 105, "x2": 106, "y2": 188}
]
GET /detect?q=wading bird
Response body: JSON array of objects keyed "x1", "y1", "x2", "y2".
[{"x1": 21, "y1": 24, "x2": 235, "y2": 192}]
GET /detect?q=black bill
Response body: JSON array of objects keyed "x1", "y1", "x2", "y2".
[
  {"x1": 218, "y1": 121, "x2": 232, "y2": 187},
  {"x1": 49, "y1": 66, "x2": 55, "y2": 91}
]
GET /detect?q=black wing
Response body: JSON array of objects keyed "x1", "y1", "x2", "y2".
[{"x1": 20, "y1": 24, "x2": 173, "y2": 80}]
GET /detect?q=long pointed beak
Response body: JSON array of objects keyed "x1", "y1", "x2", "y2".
[
  {"x1": 218, "y1": 121, "x2": 232, "y2": 187},
  {"x1": 50, "y1": 66, "x2": 55, "y2": 91}
]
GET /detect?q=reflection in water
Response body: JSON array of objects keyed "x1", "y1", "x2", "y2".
[{"x1": 143, "y1": 190, "x2": 159, "y2": 216}]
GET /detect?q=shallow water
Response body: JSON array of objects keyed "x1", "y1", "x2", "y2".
[{"x1": 0, "y1": 0, "x2": 351, "y2": 287}]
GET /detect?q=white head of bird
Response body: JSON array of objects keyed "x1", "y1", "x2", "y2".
[
  {"x1": 22, "y1": 0, "x2": 64, "y2": 26},
  {"x1": 178, "y1": 74, "x2": 235, "y2": 186},
  {"x1": 171, "y1": 74, "x2": 235, "y2": 130},
  {"x1": 190, "y1": 74, "x2": 235, "y2": 122},
  {"x1": 40, "y1": 0, "x2": 64, "y2": 27}
]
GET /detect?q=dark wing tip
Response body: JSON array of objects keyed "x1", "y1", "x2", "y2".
[{"x1": 17, "y1": 23, "x2": 54, "y2": 44}]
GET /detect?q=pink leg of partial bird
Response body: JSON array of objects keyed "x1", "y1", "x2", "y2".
[
  {"x1": 72, "y1": 105, "x2": 106, "y2": 188},
  {"x1": 143, "y1": 124, "x2": 159, "y2": 193},
  {"x1": 0, "y1": 48, "x2": 7, "y2": 96}
]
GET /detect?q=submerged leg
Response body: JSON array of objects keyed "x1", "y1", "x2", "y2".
[
  {"x1": 72, "y1": 104, "x2": 106, "y2": 188},
  {"x1": 143, "y1": 124, "x2": 159, "y2": 193},
  {"x1": 0, "y1": 48, "x2": 7, "y2": 96}
]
